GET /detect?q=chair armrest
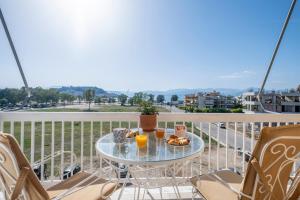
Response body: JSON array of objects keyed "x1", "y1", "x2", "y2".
[
  {"x1": 250, "y1": 158, "x2": 271, "y2": 192},
  {"x1": 250, "y1": 157, "x2": 281, "y2": 200},
  {"x1": 100, "y1": 179, "x2": 121, "y2": 199},
  {"x1": 10, "y1": 167, "x2": 30, "y2": 200},
  {"x1": 286, "y1": 168, "x2": 300, "y2": 199}
]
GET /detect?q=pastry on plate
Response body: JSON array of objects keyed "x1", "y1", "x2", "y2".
[
  {"x1": 126, "y1": 130, "x2": 139, "y2": 138},
  {"x1": 167, "y1": 135, "x2": 190, "y2": 146}
]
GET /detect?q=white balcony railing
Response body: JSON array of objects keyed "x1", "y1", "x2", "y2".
[{"x1": 0, "y1": 112, "x2": 300, "y2": 184}]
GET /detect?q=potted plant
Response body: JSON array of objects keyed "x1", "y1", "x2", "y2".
[{"x1": 138, "y1": 101, "x2": 158, "y2": 131}]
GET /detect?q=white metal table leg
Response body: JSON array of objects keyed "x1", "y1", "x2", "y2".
[
  {"x1": 137, "y1": 186, "x2": 141, "y2": 200},
  {"x1": 117, "y1": 169, "x2": 130, "y2": 200},
  {"x1": 159, "y1": 187, "x2": 163, "y2": 199}
]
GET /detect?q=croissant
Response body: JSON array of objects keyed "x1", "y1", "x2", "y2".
[
  {"x1": 167, "y1": 135, "x2": 190, "y2": 146},
  {"x1": 126, "y1": 130, "x2": 139, "y2": 138}
]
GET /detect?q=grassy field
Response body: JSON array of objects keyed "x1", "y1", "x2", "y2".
[{"x1": 31, "y1": 105, "x2": 170, "y2": 112}]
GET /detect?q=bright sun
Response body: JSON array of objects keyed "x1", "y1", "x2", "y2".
[{"x1": 53, "y1": 0, "x2": 116, "y2": 44}]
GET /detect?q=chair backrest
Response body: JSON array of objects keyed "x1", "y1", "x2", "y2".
[
  {"x1": 241, "y1": 125, "x2": 300, "y2": 200},
  {"x1": 0, "y1": 133, "x2": 49, "y2": 200}
]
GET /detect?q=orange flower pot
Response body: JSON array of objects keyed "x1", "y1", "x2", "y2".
[{"x1": 140, "y1": 114, "x2": 157, "y2": 131}]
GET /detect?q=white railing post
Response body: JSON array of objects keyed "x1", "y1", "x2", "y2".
[
  {"x1": 99, "y1": 121, "x2": 103, "y2": 176},
  {"x1": 80, "y1": 121, "x2": 84, "y2": 170},
  {"x1": 41, "y1": 121, "x2": 45, "y2": 181},
  {"x1": 10, "y1": 121, "x2": 14, "y2": 136},
  {"x1": 51, "y1": 121, "x2": 55, "y2": 181},
  {"x1": 234, "y1": 122, "x2": 237, "y2": 173},
  {"x1": 60, "y1": 121, "x2": 65, "y2": 180},
  {"x1": 250, "y1": 122, "x2": 254, "y2": 152},
  {"x1": 71, "y1": 121, "x2": 74, "y2": 173},
  {"x1": 225, "y1": 122, "x2": 228, "y2": 169},
  {"x1": 217, "y1": 125, "x2": 220, "y2": 170},
  {"x1": 20, "y1": 121, "x2": 24, "y2": 151},
  {"x1": 90, "y1": 121, "x2": 93, "y2": 170},
  {"x1": 30, "y1": 121, "x2": 35, "y2": 165},
  {"x1": 208, "y1": 123, "x2": 211, "y2": 172},
  {"x1": 0, "y1": 120, "x2": 3, "y2": 133},
  {"x1": 199, "y1": 122, "x2": 202, "y2": 175},
  {"x1": 242, "y1": 122, "x2": 246, "y2": 175}
]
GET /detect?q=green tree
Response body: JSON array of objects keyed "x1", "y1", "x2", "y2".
[
  {"x1": 132, "y1": 92, "x2": 146, "y2": 105},
  {"x1": 171, "y1": 95, "x2": 178, "y2": 102},
  {"x1": 148, "y1": 94, "x2": 154, "y2": 103},
  {"x1": 67, "y1": 94, "x2": 76, "y2": 104},
  {"x1": 45, "y1": 89, "x2": 59, "y2": 104},
  {"x1": 31, "y1": 87, "x2": 46, "y2": 103},
  {"x1": 118, "y1": 94, "x2": 128, "y2": 106},
  {"x1": 84, "y1": 89, "x2": 95, "y2": 110},
  {"x1": 0, "y1": 98, "x2": 8, "y2": 107},
  {"x1": 128, "y1": 98, "x2": 134, "y2": 106},
  {"x1": 156, "y1": 95, "x2": 165, "y2": 105},
  {"x1": 0, "y1": 88, "x2": 26, "y2": 105},
  {"x1": 94, "y1": 97, "x2": 102, "y2": 105},
  {"x1": 108, "y1": 97, "x2": 116, "y2": 103},
  {"x1": 77, "y1": 95, "x2": 83, "y2": 104},
  {"x1": 60, "y1": 93, "x2": 70, "y2": 106}
]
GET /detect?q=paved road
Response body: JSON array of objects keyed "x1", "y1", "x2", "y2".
[
  {"x1": 165, "y1": 106, "x2": 254, "y2": 152},
  {"x1": 162, "y1": 105, "x2": 185, "y2": 113},
  {"x1": 197, "y1": 123, "x2": 254, "y2": 152}
]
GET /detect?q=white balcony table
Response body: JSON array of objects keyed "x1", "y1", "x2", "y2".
[{"x1": 95, "y1": 129, "x2": 204, "y2": 199}]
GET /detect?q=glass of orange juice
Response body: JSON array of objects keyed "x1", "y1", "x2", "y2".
[
  {"x1": 136, "y1": 134, "x2": 148, "y2": 148},
  {"x1": 156, "y1": 128, "x2": 165, "y2": 139}
]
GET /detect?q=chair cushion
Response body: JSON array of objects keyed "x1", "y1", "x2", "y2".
[
  {"x1": 47, "y1": 172, "x2": 117, "y2": 200},
  {"x1": 190, "y1": 170, "x2": 243, "y2": 200}
]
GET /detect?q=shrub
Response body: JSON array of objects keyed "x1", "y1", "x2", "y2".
[
  {"x1": 231, "y1": 108, "x2": 244, "y2": 113},
  {"x1": 138, "y1": 101, "x2": 158, "y2": 115}
]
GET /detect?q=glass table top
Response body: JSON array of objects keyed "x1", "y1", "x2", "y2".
[{"x1": 95, "y1": 129, "x2": 204, "y2": 165}]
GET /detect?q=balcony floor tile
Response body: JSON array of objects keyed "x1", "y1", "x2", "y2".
[{"x1": 110, "y1": 186, "x2": 202, "y2": 200}]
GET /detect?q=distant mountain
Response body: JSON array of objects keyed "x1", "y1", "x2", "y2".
[
  {"x1": 56, "y1": 86, "x2": 117, "y2": 97},
  {"x1": 54, "y1": 86, "x2": 259, "y2": 101},
  {"x1": 109, "y1": 88, "x2": 260, "y2": 101}
]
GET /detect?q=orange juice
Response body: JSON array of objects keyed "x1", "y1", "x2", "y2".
[
  {"x1": 136, "y1": 134, "x2": 147, "y2": 148},
  {"x1": 156, "y1": 128, "x2": 165, "y2": 139}
]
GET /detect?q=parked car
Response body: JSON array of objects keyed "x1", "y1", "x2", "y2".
[
  {"x1": 218, "y1": 122, "x2": 226, "y2": 129},
  {"x1": 111, "y1": 162, "x2": 129, "y2": 179},
  {"x1": 63, "y1": 164, "x2": 81, "y2": 179},
  {"x1": 33, "y1": 163, "x2": 48, "y2": 180},
  {"x1": 237, "y1": 148, "x2": 251, "y2": 162}
]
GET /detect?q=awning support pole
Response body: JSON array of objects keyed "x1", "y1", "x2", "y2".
[
  {"x1": 257, "y1": 0, "x2": 297, "y2": 113},
  {"x1": 0, "y1": 8, "x2": 30, "y2": 99}
]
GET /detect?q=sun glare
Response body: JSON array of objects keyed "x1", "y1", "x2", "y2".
[{"x1": 53, "y1": 0, "x2": 116, "y2": 45}]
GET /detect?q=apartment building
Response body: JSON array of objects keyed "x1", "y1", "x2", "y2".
[
  {"x1": 184, "y1": 92, "x2": 235, "y2": 109},
  {"x1": 242, "y1": 91, "x2": 300, "y2": 113},
  {"x1": 184, "y1": 94, "x2": 198, "y2": 107}
]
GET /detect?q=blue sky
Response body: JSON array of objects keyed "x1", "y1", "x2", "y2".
[{"x1": 0, "y1": 0, "x2": 299, "y2": 91}]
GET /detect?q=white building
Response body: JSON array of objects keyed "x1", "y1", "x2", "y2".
[
  {"x1": 185, "y1": 92, "x2": 235, "y2": 109},
  {"x1": 242, "y1": 91, "x2": 300, "y2": 113}
]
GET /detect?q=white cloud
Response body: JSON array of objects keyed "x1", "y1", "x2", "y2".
[{"x1": 218, "y1": 70, "x2": 255, "y2": 79}]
